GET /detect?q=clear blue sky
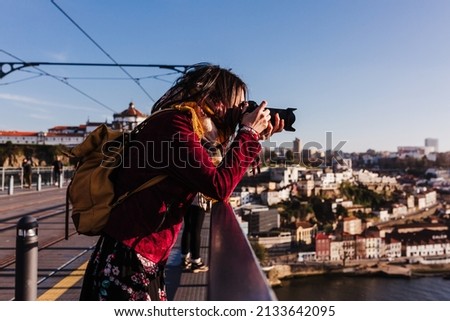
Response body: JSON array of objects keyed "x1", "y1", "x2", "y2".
[{"x1": 1, "y1": 0, "x2": 450, "y2": 153}]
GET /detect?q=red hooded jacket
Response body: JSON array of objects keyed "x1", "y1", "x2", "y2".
[{"x1": 103, "y1": 109, "x2": 261, "y2": 264}]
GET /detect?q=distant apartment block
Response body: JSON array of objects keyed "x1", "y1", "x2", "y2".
[
  {"x1": 241, "y1": 208, "x2": 280, "y2": 234},
  {"x1": 315, "y1": 233, "x2": 331, "y2": 261},
  {"x1": 314, "y1": 223, "x2": 450, "y2": 262},
  {"x1": 425, "y1": 138, "x2": 439, "y2": 153},
  {"x1": 249, "y1": 231, "x2": 292, "y2": 252},
  {"x1": 287, "y1": 221, "x2": 318, "y2": 245},
  {"x1": 397, "y1": 137, "x2": 438, "y2": 159},
  {"x1": 343, "y1": 217, "x2": 363, "y2": 235},
  {"x1": 293, "y1": 138, "x2": 301, "y2": 161}
]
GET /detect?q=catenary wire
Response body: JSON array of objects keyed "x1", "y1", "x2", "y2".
[
  {"x1": 17, "y1": 68, "x2": 179, "y2": 82},
  {"x1": 51, "y1": 0, "x2": 156, "y2": 102},
  {"x1": 0, "y1": 74, "x2": 43, "y2": 86},
  {"x1": 1, "y1": 49, "x2": 118, "y2": 113}
]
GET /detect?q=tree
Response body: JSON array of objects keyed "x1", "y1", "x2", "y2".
[
  {"x1": 310, "y1": 196, "x2": 335, "y2": 225},
  {"x1": 335, "y1": 204, "x2": 348, "y2": 217},
  {"x1": 339, "y1": 182, "x2": 383, "y2": 208},
  {"x1": 251, "y1": 242, "x2": 268, "y2": 262}
]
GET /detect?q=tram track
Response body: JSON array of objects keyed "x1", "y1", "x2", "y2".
[
  {"x1": 0, "y1": 205, "x2": 66, "y2": 232},
  {"x1": 0, "y1": 185, "x2": 97, "y2": 301},
  {"x1": 0, "y1": 201, "x2": 79, "y2": 270},
  {"x1": 0, "y1": 194, "x2": 67, "y2": 215},
  {"x1": 0, "y1": 229, "x2": 80, "y2": 270},
  {"x1": 0, "y1": 230, "x2": 95, "y2": 301}
]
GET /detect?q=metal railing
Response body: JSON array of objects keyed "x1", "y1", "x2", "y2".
[
  {"x1": 208, "y1": 202, "x2": 277, "y2": 300},
  {"x1": 6, "y1": 181, "x2": 275, "y2": 300},
  {"x1": 0, "y1": 166, "x2": 75, "y2": 191}
]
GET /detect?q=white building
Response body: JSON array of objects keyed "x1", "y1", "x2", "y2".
[
  {"x1": 0, "y1": 102, "x2": 147, "y2": 147},
  {"x1": 397, "y1": 146, "x2": 426, "y2": 159},
  {"x1": 298, "y1": 251, "x2": 316, "y2": 262},
  {"x1": 406, "y1": 238, "x2": 450, "y2": 257},
  {"x1": 354, "y1": 169, "x2": 397, "y2": 185},
  {"x1": 385, "y1": 240, "x2": 402, "y2": 258},
  {"x1": 0, "y1": 130, "x2": 85, "y2": 146},
  {"x1": 425, "y1": 138, "x2": 439, "y2": 153},
  {"x1": 230, "y1": 190, "x2": 252, "y2": 207},
  {"x1": 112, "y1": 102, "x2": 148, "y2": 131},
  {"x1": 391, "y1": 204, "x2": 408, "y2": 219},
  {"x1": 343, "y1": 217, "x2": 362, "y2": 235},
  {"x1": 373, "y1": 209, "x2": 390, "y2": 222},
  {"x1": 261, "y1": 188, "x2": 291, "y2": 206},
  {"x1": 249, "y1": 231, "x2": 292, "y2": 251},
  {"x1": 330, "y1": 240, "x2": 343, "y2": 261}
]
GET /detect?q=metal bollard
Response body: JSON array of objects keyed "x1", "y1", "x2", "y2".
[
  {"x1": 58, "y1": 173, "x2": 63, "y2": 188},
  {"x1": 15, "y1": 216, "x2": 38, "y2": 301},
  {"x1": 36, "y1": 174, "x2": 42, "y2": 191},
  {"x1": 1, "y1": 167, "x2": 5, "y2": 191},
  {"x1": 8, "y1": 175, "x2": 14, "y2": 195}
]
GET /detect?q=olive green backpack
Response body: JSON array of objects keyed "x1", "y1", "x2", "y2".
[{"x1": 65, "y1": 116, "x2": 167, "y2": 238}]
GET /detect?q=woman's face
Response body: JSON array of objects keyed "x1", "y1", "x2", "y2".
[
  {"x1": 230, "y1": 88, "x2": 245, "y2": 110},
  {"x1": 198, "y1": 87, "x2": 246, "y2": 142},
  {"x1": 206, "y1": 87, "x2": 245, "y2": 114}
]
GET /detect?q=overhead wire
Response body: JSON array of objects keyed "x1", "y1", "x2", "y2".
[
  {"x1": 51, "y1": 0, "x2": 156, "y2": 102},
  {"x1": 0, "y1": 49, "x2": 118, "y2": 113},
  {"x1": 0, "y1": 74, "x2": 43, "y2": 86},
  {"x1": 18, "y1": 68, "x2": 179, "y2": 82}
]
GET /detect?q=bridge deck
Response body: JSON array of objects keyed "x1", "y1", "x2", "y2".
[{"x1": 0, "y1": 186, "x2": 209, "y2": 301}]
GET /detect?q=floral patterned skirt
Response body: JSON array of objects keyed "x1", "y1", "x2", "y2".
[{"x1": 80, "y1": 234, "x2": 167, "y2": 301}]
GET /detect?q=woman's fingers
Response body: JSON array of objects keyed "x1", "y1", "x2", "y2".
[
  {"x1": 241, "y1": 100, "x2": 286, "y2": 139},
  {"x1": 259, "y1": 113, "x2": 285, "y2": 140}
]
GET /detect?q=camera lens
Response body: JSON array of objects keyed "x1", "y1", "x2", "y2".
[{"x1": 246, "y1": 101, "x2": 297, "y2": 132}]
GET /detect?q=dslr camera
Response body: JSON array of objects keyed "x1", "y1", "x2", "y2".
[{"x1": 245, "y1": 100, "x2": 297, "y2": 132}]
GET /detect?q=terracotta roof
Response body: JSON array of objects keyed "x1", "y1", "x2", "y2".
[
  {"x1": 0, "y1": 131, "x2": 38, "y2": 137},
  {"x1": 115, "y1": 102, "x2": 147, "y2": 117},
  {"x1": 343, "y1": 216, "x2": 361, "y2": 222},
  {"x1": 364, "y1": 226, "x2": 380, "y2": 238},
  {"x1": 316, "y1": 233, "x2": 329, "y2": 240},
  {"x1": 48, "y1": 125, "x2": 85, "y2": 131},
  {"x1": 296, "y1": 221, "x2": 313, "y2": 229},
  {"x1": 45, "y1": 132, "x2": 84, "y2": 137},
  {"x1": 48, "y1": 126, "x2": 70, "y2": 130}
]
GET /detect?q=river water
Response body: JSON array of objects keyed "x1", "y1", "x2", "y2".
[{"x1": 273, "y1": 275, "x2": 450, "y2": 300}]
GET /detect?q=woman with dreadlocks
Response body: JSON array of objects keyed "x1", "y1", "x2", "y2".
[{"x1": 80, "y1": 63, "x2": 284, "y2": 301}]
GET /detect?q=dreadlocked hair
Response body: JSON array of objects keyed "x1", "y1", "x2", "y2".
[{"x1": 151, "y1": 63, "x2": 248, "y2": 141}]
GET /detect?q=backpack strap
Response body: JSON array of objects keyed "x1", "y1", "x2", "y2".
[
  {"x1": 112, "y1": 174, "x2": 168, "y2": 208},
  {"x1": 64, "y1": 108, "x2": 179, "y2": 239}
]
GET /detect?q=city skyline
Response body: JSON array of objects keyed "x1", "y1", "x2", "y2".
[
  {"x1": 0, "y1": 106, "x2": 440, "y2": 155},
  {"x1": 1, "y1": 0, "x2": 450, "y2": 153}
]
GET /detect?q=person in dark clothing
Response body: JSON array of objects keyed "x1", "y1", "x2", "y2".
[
  {"x1": 181, "y1": 139, "x2": 222, "y2": 273},
  {"x1": 52, "y1": 157, "x2": 63, "y2": 185},
  {"x1": 181, "y1": 199, "x2": 209, "y2": 273},
  {"x1": 22, "y1": 158, "x2": 32, "y2": 188}
]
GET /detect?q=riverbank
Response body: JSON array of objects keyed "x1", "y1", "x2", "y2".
[{"x1": 265, "y1": 261, "x2": 450, "y2": 286}]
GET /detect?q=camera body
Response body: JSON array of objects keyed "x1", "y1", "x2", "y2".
[{"x1": 246, "y1": 101, "x2": 297, "y2": 132}]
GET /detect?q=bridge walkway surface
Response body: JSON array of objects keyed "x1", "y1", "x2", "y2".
[{"x1": 0, "y1": 186, "x2": 208, "y2": 301}]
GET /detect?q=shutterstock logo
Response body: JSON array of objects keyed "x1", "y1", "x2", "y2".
[
  {"x1": 99, "y1": 132, "x2": 259, "y2": 170},
  {"x1": 265, "y1": 132, "x2": 347, "y2": 168},
  {"x1": 99, "y1": 131, "x2": 347, "y2": 169}
]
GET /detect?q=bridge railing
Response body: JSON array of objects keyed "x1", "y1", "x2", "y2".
[
  {"x1": 0, "y1": 166, "x2": 75, "y2": 191},
  {"x1": 208, "y1": 202, "x2": 277, "y2": 301}
]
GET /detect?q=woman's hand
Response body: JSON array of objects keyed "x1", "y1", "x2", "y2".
[
  {"x1": 259, "y1": 110, "x2": 284, "y2": 140},
  {"x1": 240, "y1": 101, "x2": 285, "y2": 140}
]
